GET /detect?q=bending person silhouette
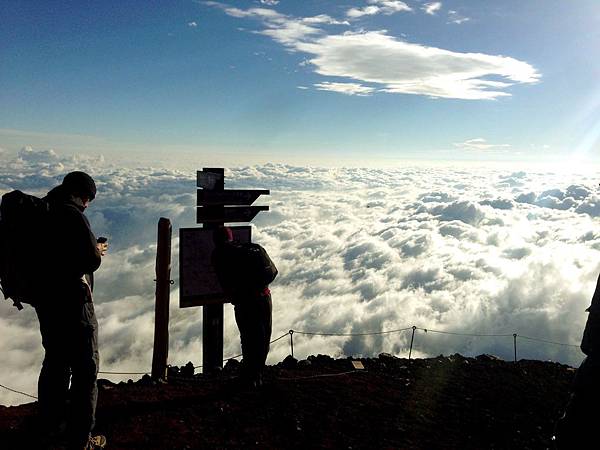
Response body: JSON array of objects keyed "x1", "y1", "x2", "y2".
[{"x1": 211, "y1": 227, "x2": 277, "y2": 388}]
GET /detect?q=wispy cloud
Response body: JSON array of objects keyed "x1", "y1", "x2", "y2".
[
  {"x1": 260, "y1": 0, "x2": 279, "y2": 5},
  {"x1": 454, "y1": 138, "x2": 511, "y2": 151},
  {"x1": 422, "y1": 2, "x2": 442, "y2": 15},
  {"x1": 187, "y1": 21, "x2": 198, "y2": 27},
  {"x1": 448, "y1": 10, "x2": 470, "y2": 25},
  {"x1": 206, "y1": 2, "x2": 540, "y2": 100},
  {"x1": 298, "y1": 31, "x2": 539, "y2": 100},
  {"x1": 314, "y1": 81, "x2": 376, "y2": 96},
  {"x1": 346, "y1": 0, "x2": 412, "y2": 18}
]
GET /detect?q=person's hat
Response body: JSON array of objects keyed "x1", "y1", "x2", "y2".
[
  {"x1": 62, "y1": 171, "x2": 97, "y2": 200},
  {"x1": 213, "y1": 227, "x2": 233, "y2": 245}
]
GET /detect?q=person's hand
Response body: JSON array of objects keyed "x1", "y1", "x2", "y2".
[{"x1": 96, "y1": 239, "x2": 109, "y2": 256}]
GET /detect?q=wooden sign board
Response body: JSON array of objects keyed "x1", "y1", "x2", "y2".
[
  {"x1": 196, "y1": 205, "x2": 269, "y2": 224},
  {"x1": 179, "y1": 226, "x2": 251, "y2": 308},
  {"x1": 197, "y1": 189, "x2": 270, "y2": 206},
  {"x1": 197, "y1": 170, "x2": 224, "y2": 190},
  {"x1": 352, "y1": 361, "x2": 365, "y2": 370}
]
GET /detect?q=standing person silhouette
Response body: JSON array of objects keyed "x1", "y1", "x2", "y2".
[{"x1": 36, "y1": 171, "x2": 108, "y2": 450}]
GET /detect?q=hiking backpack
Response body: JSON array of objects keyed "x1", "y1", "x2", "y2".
[
  {"x1": 228, "y1": 242, "x2": 278, "y2": 292},
  {"x1": 0, "y1": 190, "x2": 50, "y2": 310}
]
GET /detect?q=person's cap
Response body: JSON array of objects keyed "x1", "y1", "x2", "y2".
[
  {"x1": 62, "y1": 171, "x2": 97, "y2": 200},
  {"x1": 213, "y1": 227, "x2": 233, "y2": 245}
]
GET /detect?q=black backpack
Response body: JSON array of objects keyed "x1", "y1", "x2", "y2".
[
  {"x1": 229, "y1": 242, "x2": 278, "y2": 292},
  {"x1": 0, "y1": 190, "x2": 50, "y2": 310}
]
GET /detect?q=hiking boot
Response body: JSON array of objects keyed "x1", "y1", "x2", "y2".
[{"x1": 85, "y1": 435, "x2": 107, "y2": 449}]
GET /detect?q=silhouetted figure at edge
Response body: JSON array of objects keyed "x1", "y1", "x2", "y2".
[
  {"x1": 554, "y1": 272, "x2": 600, "y2": 449},
  {"x1": 36, "y1": 172, "x2": 108, "y2": 450},
  {"x1": 211, "y1": 227, "x2": 276, "y2": 388}
]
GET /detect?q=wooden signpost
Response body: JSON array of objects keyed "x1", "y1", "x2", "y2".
[{"x1": 179, "y1": 168, "x2": 270, "y2": 373}]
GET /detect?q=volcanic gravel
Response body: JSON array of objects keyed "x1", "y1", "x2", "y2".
[{"x1": 0, "y1": 354, "x2": 576, "y2": 449}]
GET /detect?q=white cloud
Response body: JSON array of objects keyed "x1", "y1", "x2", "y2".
[
  {"x1": 314, "y1": 81, "x2": 376, "y2": 96},
  {"x1": 260, "y1": 0, "x2": 279, "y2": 5},
  {"x1": 207, "y1": 3, "x2": 540, "y2": 100},
  {"x1": 422, "y1": 2, "x2": 442, "y2": 15},
  {"x1": 4, "y1": 150, "x2": 599, "y2": 405},
  {"x1": 448, "y1": 10, "x2": 470, "y2": 25},
  {"x1": 347, "y1": 0, "x2": 412, "y2": 18},
  {"x1": 302, "y1": 15, "x2": 350, "y2": 26},
  {"x1": 297, "y1": 31, "x2": 539, "y2": 100},
  {"x1": 17, "y1": 145, "x2": 59, "y2": 164},
  {"x1": 188, "y1": 21, "x2": 198, "y2": 27},
  {"x1": 454, "y1": 138, "x2": 512, "y2": 151}
]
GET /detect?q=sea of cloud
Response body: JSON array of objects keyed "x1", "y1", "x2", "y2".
[{"x1": 1, "y1": 148, "x2": 599, "y2": 405}]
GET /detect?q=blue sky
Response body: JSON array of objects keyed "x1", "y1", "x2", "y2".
[{"x1": 1, "y1": 0, "x2": 599, "y2": 165}]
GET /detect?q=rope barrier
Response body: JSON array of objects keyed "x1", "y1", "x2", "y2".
[
  {"x1": 0, "y1": 327, "x2": 584, "y2": 403},
  {"x1": 194, "y1": 332, "x2": 290, "y2": 369},
  {"x1": 98, "y1": 371, "x2": 150, "y2": 375},
  {"x1": 277, "y1": 370, "x2": 363, "y2": 381},
  {"x1": 516, "y1": 334, "x2": 580, "y2": 348},
  {"x1": 0, "y1": 383, "x2": 37, "y2": 400},
  {"x1": 293, "y1": 326, "x2": 414, "y2": 337},
  {"x1": 416, "y1": 327, "x2": 513, "y2": 338}
]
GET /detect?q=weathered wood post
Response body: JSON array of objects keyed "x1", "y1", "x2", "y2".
[{"x1": 152, "y1": 217, "x2": 172, "y2": 380}]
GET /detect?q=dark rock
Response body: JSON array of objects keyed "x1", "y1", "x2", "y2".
[
  {"x1": 307, "y1": 354, "x2": 333, "y2": 366},
  {"x1": 224, "y1": 358, "x2": 241, "y2": 372},
  {"x1": 316, "y1": 354, "x2": 333, "y2": 363},
  {"x1": 97, "y1": 379, "x2": 116, "y2": 389},
  {"x1": 167, "y1": 365, "x2": 180, "y2": 378},
  {"x1": 379, "y1": 352, "x2": 397, "y2": 360},
  {"x1": 281, "y1": 355, "x2": 298, "y2": 369},
  {"x1": 181, "y1": 361, "x2": 195, "y2": 377},
  {"x1": 298, "y1": 360, "x2": 312, "y2": 368},
  {"x1": 476, "y1": 354, "x2": 501, "y2": 362},
  {"x1": 139, "y1": 374, "x2": 153, "y2": 385}
]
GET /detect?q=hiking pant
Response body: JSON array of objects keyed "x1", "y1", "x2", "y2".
[
  {"x1": 554, "y1": 355, "x2": 600, "y2": 449},
  {"x1": 35, "y1": 299, "x2": 99, "y2": 447},
  {"x1": 234, "y1": 293, "x2": 272, "y2": 382}
]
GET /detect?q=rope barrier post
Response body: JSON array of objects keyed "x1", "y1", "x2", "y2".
[
  {"x1": 289, "y1": 330, "x2": 294, "y2": 358},
  {"x1": 513, "y1": 333, "x2": 518, "y2": 363},
  {"x1": 408, "y1": 326, "x2": 417, "y2": 360},
  {"x1": 152, "y1": 217, "x2": 172, "y2": 381}
]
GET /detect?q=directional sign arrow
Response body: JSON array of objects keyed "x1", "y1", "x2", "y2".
[
  {"x1": 196, "y1": 205, "x2": 269, "y2": 223},
  {"x1": 197, "y1": 169, "x2": 224, "y2": 190},
  {"x1": 197, "y1": 189, "x2": 270, "y2": 206}
]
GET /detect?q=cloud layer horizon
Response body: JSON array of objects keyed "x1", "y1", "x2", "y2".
[{"x1": 1, "y1": 148, "x2": 597, "y2": 405}]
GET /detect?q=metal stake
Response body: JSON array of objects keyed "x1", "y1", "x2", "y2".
[{"x1": 409, "y1": 326, "x2": 417, "y2": 360}]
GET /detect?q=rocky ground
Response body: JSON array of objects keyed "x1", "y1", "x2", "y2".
[{"x1": 0, "y1": 354, "x2": 576, "y2": 449}]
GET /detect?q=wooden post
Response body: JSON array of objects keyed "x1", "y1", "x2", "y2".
[
  {"x1": 513, "y1": 333, "x2": 518, "y2": 363},
  {"x1": 201, "y1": 168, "x2": 225, "y2": 374},
  {"x1": 152, "y1": 217, "x2": 172, "y2": 380}
]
